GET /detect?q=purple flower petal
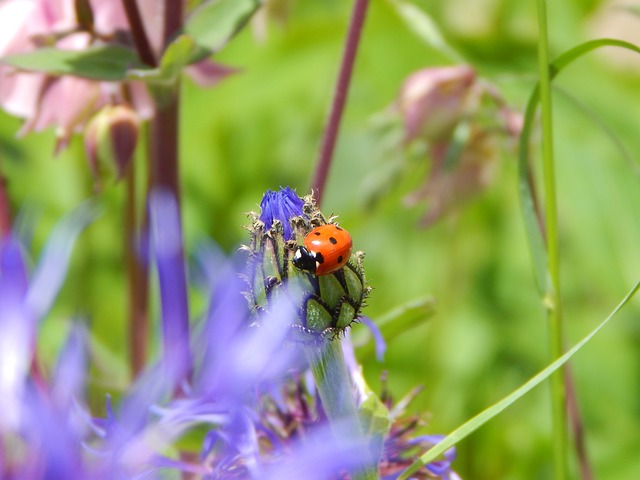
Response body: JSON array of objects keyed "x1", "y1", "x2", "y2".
[
  {"x1": 260, "y1": 422, "x2": 374, "y2": 480},
  {"x1": 26, "y1": 200, "x2": 98, "y2": 322},
  {"x1": 0, "y1": 235, "x2": 31, "y2": 430},
  {"x1": 149, "y1": 189, "x2": 191, "y2": 384},
  {"x1": 360, "y1": 317, "x2": 387, "y2": 362},
  {"x1": 259, "y1": 187, "x2": 306, "y2": 240},
  {"x1": 51, "y1": 323, "x2": 87, "y2": 409}
]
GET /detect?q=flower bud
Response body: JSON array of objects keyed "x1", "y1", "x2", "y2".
[
  {"x1": 84, "y1": 105, "x2": 139, "y2": 180},
  {"x1": 398, "y1": 65, "x2": 475, "y2": 143},
  {"x1": 244, "y1": 188, "x2": 370, "y2": 342}
]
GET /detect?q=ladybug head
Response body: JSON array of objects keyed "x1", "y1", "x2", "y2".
[{"x1": 292, "y1": 246, "x2": 318, "y2": 274}]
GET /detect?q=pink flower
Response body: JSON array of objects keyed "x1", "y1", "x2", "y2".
[
  {"x1": 0, "y1": 0, "x2": 233, "y2": 154},
  {"x1": 397, "y1": 65, "x2": 476, "y2": 143}
]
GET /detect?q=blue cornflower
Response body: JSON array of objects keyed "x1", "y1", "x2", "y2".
[
  {"x1": 0, "y1": 204, "x2": 96, "y2": 479},
  {"x1": 248, "y1": 188, "x2": 370, "y2": 339},
  {"x1": 259, "y1": 187, "x2": 306, "y2": 240}
]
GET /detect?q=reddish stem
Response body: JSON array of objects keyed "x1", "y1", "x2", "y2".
[
  {"x1": 150, "y1": 0, "x2": 183, "y2": 199},
  {"x1": 311, "y1": 0, "x2": 369, "y2": 205},
  {"x1": 125, "y1": 161, "x2": 149, "y2": 378},
  {"x1": 121, "y1": 0, "x2": 157, "y2": 67},
  {"x1": 0, "y1": 170, "x2": 11, "y2": 238},
  {"x1": 565, "y1": 362, "x2": 594, "y2": 480}
]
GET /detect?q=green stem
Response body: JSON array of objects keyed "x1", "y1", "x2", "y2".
[
  {"x1": 535, "y1": 1, "x2": 567, "y2": 478},
  {"x1": 305, "y1": 340, "x2": 378, "y2": 480}
]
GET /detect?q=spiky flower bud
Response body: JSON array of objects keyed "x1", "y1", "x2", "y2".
[{"x1": 244, "y1": 187, "x2": 370, "y2": 342}]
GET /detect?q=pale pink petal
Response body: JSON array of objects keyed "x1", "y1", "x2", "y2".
[
  {"x1": 31, "y1": 75, "x2": 100, "y2": 137},
  {"x1": 0, "y1": 69, "x2": 47, "y2": 119},
  {"x1": 398, "y1": 65, "x2": 475, "y2": 143},
  {"x1": 185, "y1": 59, "x2": 238, "y2": 88},
  {"x1": 127, "y1": 81, "x2": 155, "y2": 120},
  {"x1": 55, "y1": 30, "x2": 91, "y2": 49},
  {"x1": 0, "y1": 0, "x2": 35, "y2": 54},
  {"x1": 89, "y1": 0, "x2": 129, "y2": 36},
  {"x1": 29, "y1": 0, "x2": 77, "y2": 35},
  {"x1": 138, "y1": 0, "x2": 165, "y2": 54}
]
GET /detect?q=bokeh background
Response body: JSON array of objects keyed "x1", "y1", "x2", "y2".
[{"x1": 1, "y1": 0, "x2": 639, "y2": 478}]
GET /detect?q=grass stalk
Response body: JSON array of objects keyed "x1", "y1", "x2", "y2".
[{"x1": 535, "y1": 1, "x2": 568, "y2": 478}]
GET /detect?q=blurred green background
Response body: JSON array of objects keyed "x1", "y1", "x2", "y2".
[{"x1": 1, "y1": 0, "x2": 640, "y2": 478}]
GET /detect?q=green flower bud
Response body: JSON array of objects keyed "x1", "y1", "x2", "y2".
[
  {"x1": 244, "y1": 188, "x2": 370, "y2": 342},
  {"x1": 84, "y1": 104, "x2": 139, "y2": 181}
]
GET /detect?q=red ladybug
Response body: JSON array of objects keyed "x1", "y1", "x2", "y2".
[{"x1": 292, "y1": 224, "x2": 353, "y2": 275}]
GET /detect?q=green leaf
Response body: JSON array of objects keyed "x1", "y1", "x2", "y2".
[
  {"x1": 553, "y1": 87, "x2": 640, "y2": 179},
  {"x1": 358, "y1": 386, "x2": 393, "y2": 465},
  {"x1": 386, "y1": 0, "x2": 464, "y2": 63},
  {"x1": 184, "y1": 0, "x2": 260, "y2": 60},
  {"x1": 354, "y1": 297, "x2": 435, "y2": 359},
  {"x1": 128, "y1": 35, "x2": 198, "y2": 85},
  {"x1": 397, "y1": 278, "x2": 640, "y2": 480},
  {"x1": 0, "y1": 45, "x2": 141, "y2": 81},
  {"x1": 518, "y1": 38, "x2": 640, "y2": 296}
]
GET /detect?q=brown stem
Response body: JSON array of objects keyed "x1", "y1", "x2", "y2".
[
  {"x1": 150, "y1": 95, "x2": 180, "y2": 199},
  {"x1": 0, "y1": 164, "x2": 11, "y2": 238},
  {"x1": 125, "y1": 161, "x2": 149, "y2": 378},
  {"x1": 310, "y1": 0, "x2": 369, "y2": 206},
  {"x1": 150, "y1": 0, "x2": 183, "y2": 199},
  {"x1": 565, "y1": 361, "x2": 594, "y2": 480},
  {"x1": 162, "y1": 0, "x2": 183, "y2": 50},
  {"x1": 121, "y1": 0, "x2": 157, "y2": 67}
]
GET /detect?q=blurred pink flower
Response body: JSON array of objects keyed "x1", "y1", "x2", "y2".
[
  {"x1": 0, "y1": 0, "x2": 152, "y2": 151},
  {"x1": 397, "y1": 65, "x2": 476, "y2": 143},
  {"x1": 394, "y1": 65, "x2": 522, "y2": 226},
  {"x1": 0, "y1": 0, "x2": 233, "y2": 153}
]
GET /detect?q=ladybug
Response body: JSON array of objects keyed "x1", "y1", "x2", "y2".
[{"x1": 292, "y1": 224, "x2": 353, "y2": 275}]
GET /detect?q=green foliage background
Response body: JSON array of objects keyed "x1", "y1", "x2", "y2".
[{"x1": 1, "y1": 0, "x2": 640, "y2": 478}]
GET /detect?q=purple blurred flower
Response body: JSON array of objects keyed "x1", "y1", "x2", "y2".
[
  {"x1": 0, "y1": 204, "x2": 96, "y2": 478},
  {"x1": 259, "y1": 187, "x2": 306, "y2": 240},
  {"x1": 0, "y1": 189, "x2": 459, "y2": 479},
  {"x1": 0, "y1": 202, "x2": 94, "y2": 433}
]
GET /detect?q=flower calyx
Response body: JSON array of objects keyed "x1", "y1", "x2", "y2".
[{"x1": 244, "y1": 188, "x2": 370, "y2": 342}]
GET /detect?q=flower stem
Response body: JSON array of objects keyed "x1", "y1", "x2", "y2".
[
  {"x1": 305, "y1": 340, "x2": 378, "y2": 480},
  {"x1": 0, "y1": 161, "x2": 11, "y2": 238},
  {"x1": 121, "y1": 0, "x2": 157, "y2": 67},
  {"x1": 125, "y1": 160, "x2": 149, "y2": 378},
  {"x1": 535, "y1": 1, "x2": 567, "y2": 478},
  {"x1": 311, "y1": 0, "x2": 369, "y2": 205},
  {"x1": 150, "y1": 95, "x2": 181, "y2": 199}
]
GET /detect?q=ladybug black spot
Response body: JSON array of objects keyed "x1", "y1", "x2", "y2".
[
  {"x1": 335, "y1": 226, "x2": 343, "y2": 231},
  {"x1": 315, "y1": 252, "x2": 325, "y2": 264},
  {"x1": 329, "y1": 237, "x2": 337, "y2": 245},
  {"x1": 337, "y1": 255, "x2": 343, "y2": 264},
  {"x1": 314, "y1": 231, "x2": 322, "y2": 236}
]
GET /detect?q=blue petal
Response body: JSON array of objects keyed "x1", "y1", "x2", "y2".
[
  {"x1": 361, "y1": 317, "x2": 387, "y2": 362},
  {"x1": 52, "y1": 323, "x2": 88, "y2": 409},
  {"x1": 149, "y1": 189, "x2": 191, "y2": 384},
  {"x1": 0, "y1": 236, "x2": 31, "y2": 429},
  {"x1": 26, "y1": 200, "x2": 99, "y2": 322},
  {"x1": 259, "y1": 187, "x2": 306, "y2": 240}
]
